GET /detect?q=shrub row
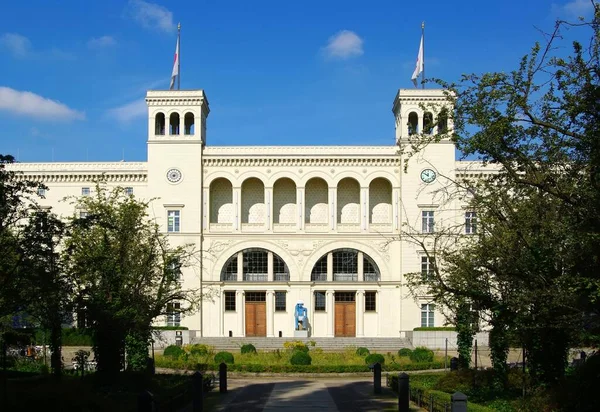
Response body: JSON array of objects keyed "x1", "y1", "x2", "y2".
[{"x1": 387, "y1": 375, "x2": 494, "y2": 412}]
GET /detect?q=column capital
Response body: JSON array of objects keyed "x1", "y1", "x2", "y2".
[
  {"x1": 357, "y1": 289, "x2": 366, "y2": 295},
  {"x1": 266, "y1": 290, "x2": 275, "y2": 295}
]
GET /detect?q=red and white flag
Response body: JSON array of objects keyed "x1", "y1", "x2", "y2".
[
  {"x1": 170, "y1": 36, "x2": 179, "y2": 90},
  {"x1": 411, "y1": 34, "x2": 423, "y2": 87}
]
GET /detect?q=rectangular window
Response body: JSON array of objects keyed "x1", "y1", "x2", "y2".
[
  {"x1": 314, "y1": 291, "x2": 326, "y2": 311},
  {"x1": 465, "y1": 211, "x2": 477, "y2": 234},
  {"x1": 275, "y1": 292, "x2": 286, "y2": 311},
  {"x1": 365, "y1": 292, "x2": 376, "y2": 311},
  {"x1": 167, "y1": 210, "x2": 180, "y2": 232},
  {"x1": 224, "y1": 291, "x2": 236, "y2": 311},
  {"x1": 81, "y1": 187, "x2": 90, "y2": 196},
  {"x1": 125, "y1": 187, "x2": 134, "y2": 196},
  {"x1": 37, "y1": 187, "x2": 46, "y2": 197},
  {"x1": 166, "y1": 302, "x2": 181, "y2": 327},
  {"x1": 79, "y1": 211, "x2": 89, "y2": 219},
  {"x1": 421, "y1": 256, "x2": 435, "y2": 280},
  {"x1": 422, "y1": 211, "x2": 434, "y2": 233},
  {"x1": 168, "y1": 261, "x2": 181, "y2": 282},
  {"x1": 421, "y1": 303, "x2": 435, "y2": 327}
]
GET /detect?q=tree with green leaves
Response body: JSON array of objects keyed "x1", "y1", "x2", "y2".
[{"x1": 63, "y1": 183, "x2": 201, "y2": 378}]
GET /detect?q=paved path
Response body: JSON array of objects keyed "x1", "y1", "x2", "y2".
[{"x1": 204, "y1": 377, "x2": 399, "y2": 412}]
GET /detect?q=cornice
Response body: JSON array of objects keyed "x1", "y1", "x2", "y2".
[
  {"x1": 202, "y1": 156, "x2": 401, "y2": 168},
  {"x1": 13, "y1": 173, "x2": 147, "y2": 183}
]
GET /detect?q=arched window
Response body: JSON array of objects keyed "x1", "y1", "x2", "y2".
[
  {"x1": 155, "y1": 112, "x2": 165, "y2": 135},
  {"x1": 408, "y1": 112, "x2": 419, "y2": 135},
  {"x1": 310, "y1": 248, "x2": 381, "y2": 282},
  {"x1": 437, "y1": 108, "x2": 448, "y2": 134},
  {"x1": 423, "y1": 112, "x2": 434, "y2": 135},
  {"x1": 220, "y1": 248, "x2": 290, "y2": 282},
  {"x1": 184, "y1": 112, "x2": 195, "y2": 135},
  {"x1": 169, "y1": 112, "x2": 180, "y2": 135}
]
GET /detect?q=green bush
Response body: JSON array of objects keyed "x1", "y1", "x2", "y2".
[
  {"x1": 365, "y1": 353, "x2": 385, "y2": 365},
  {"x1": 214, "y1": 351, "x2": 234, "y2": 364},
  {"x1": 240, "y1": 344, "x2": 257, "y2": 354},
  {"x1": 283, "y1": 340, "x2": 309, "y2": 353},
  {"x1": 398, "y1": 348, "x2": 413, "y2": 357},
  {"x1": 163, "y1": 345, "x2": 185, "y2": 359},
  {"x1": 409, "y1": 346, "x2": 434, "y2": 363},
  {"x1": 61, "y1": 328, "x2": 93, "y2": 346},
  {"x1": 189, "y1": 344, "x2": 210, "y2": 356},
  {"x1": 356, "y1": 347, "x2": 370, "y2": 356},
  {"x1": 290, "y1": 351, "x2": 312, "y2": 365}
]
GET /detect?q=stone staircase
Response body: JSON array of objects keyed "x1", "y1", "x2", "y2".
[{"x1": 187, "y1": 337, "x2": 412, "y2": 352}]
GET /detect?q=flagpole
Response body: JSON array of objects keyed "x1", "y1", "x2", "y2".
[
  {"x1": 421, "y1": 21, "x2": 425, "y2": 89},
  {"x1": 177, "y1": 22, "x2": 181, "y2": 90}
]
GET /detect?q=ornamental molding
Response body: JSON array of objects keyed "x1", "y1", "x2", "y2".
[
  {"x1": 203, "y1": 157, "x2": 400, "y2": 168},
  {"x1": 13, "y1": 173, "x2": 147, "y2": 183}
]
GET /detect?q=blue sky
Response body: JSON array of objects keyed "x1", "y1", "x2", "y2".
[{"x1": 0, "y1": 0, "x2": 595, "y2": 162}]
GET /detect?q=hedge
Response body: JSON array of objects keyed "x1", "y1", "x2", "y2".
[
  {"x1": 410, "y1": 347, "x2": 434, "y2": 363},
  {"x1": 412, "y1": 327, "x2": 457, "y2": 331},
  {"x1": 241, "y1": 344, "x2": 257, "y2": 355},
  {"x1": 290, "y1": 351, "x2": 312, "y2": 365},
  {"x1": 152, "y1": 326, "x2": 189, "y2": 331},
  {"x1": 356, "y1": 347, "x2": 370, "y2": 356},
  {"x1": 214, "y1": 351, "x2": 234, "y2": 364}
]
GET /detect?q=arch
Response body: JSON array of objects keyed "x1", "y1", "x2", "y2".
[
  {"x1": 309, "y1": 248, "x2": 381, "y2": 282},
  {"x1": 437, "y1": 108, "x2": 449, "y2": 134},
  {"x1": 155, "y1": 112, "x2": 166, "y2": 135},
  {"x1": 184, "y1": 112, "x2": 195, "y2": 135},
  {"x1": 273, "y1": 178, "x2": 296, "y2": 224},
  {"x1": 408, "y1": 111, "x2": 419, "y2": 135},
  {"x1": 369, "y1": 178, "x2": 392, "y2": 224},
  {"x1": 220, "y1": 248, "x2": 290, "y2": 282},
  {"x1": 305, "y1": 177, "x2": 328, "y2": 224},
  {"x1": 423, "y1": 112, "x2": 434, "y2": 135},
  {"x1": 336, "y1": 177, "x2": 360, "y2": 224},
  {"x1": 241, "y1": 178, "x2": 265, "y2": 224},
  {"x1": 210, "y1": 178, "x2": 233, "y2": 224},
  {"x1": 169, "y1": 112, "x2": 180, "y2": 135}
]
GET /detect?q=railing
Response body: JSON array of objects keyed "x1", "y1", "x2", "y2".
[
  {"x1": 311, "y1": 273, "x2": 327, "y2": 282},
  {"x1": 304, "y1": 223, "x2": 329, "y2": 233},
  {"x1": 222, "y1": 273, "x2": 237, "y2": 282},
  {"x1": 209, "y1": 223, "x2": 233, "y2": 232},
  {"x1": 336, "y1": 223, "x2": 360, "y2": 233},
  {"x1": 364, "y1": 273, "x2": 380, "y2": 282},
  {"x1": 274, "y1": 273, "x2": 290, "y2": 281},
  {"x1": 243, "y1": 273, "x2": 268, "y2": 282},
  {"x1": 273, "y1": 223, "x2": 297, "y2": 232},
  {"x1": 334, "y1": 273, "x2": 358, "y2": 282},
  {"x1": 241, "y1": 223, "x2": 266, "y2": 232},
  {"x1": 369, "y1": 223, "x2": 393, "y2": 233}
]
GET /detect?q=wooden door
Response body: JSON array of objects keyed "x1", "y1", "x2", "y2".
[
  {"x1": 335, "y1": 302, "x2": 356, "y2": 337},
  {"x1": 245, "y1": 302, "x2": 266, "y2": 337}
]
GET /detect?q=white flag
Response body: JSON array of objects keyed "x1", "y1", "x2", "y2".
[
  {"x1": 170, "y1": 37, "x2": 179, "y2": 90},
  {"x1": 411, "y1": 34, "x2": 423, "y2": 87}
]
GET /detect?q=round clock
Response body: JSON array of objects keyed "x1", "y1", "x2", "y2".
[
  {"x1": 420, "y1": 168, "x2": 437, "y2": 183},
  {"x1": 166, "y1": 168, "x2": 182, "y2": 183}
]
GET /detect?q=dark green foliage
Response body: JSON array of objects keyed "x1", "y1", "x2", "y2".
[
  {"x1": 456, "y1": 303, "x2": 476, "y2": 369},
  {"x1": 364, "y1": 353, "x2": 385, "y2": 365},
  {"x1": 412, "y1": 327, "x2": 456, "y2": 331},
  {"x1": 240, "y1": 344, "x2": 257, "y2": 354},
  {"x1": 214, "y1": 351, "x2": 234, "y2": 364},
  {"x1": 189, "y1": 344, "x2": 210, "y2": 356},
  {"x1": 356, "y1": 347, "x2": 370, "y2": 356},
  {"x1": 163, "y1": 345, "x2": 185, "y2": 359},
  {"x1": 409, "y1": 347, "x2": 434, "y2": 363},
  {"x1": 290, "y1": 351, "x2": 312, "y2": 365},
  {"x1": 125, "y1": 331, "x2": 150, "y2": 372},
  {"x1": 398, "y1": 348, "x2": 412, "y2": 357},
  {"x1": 152, "y1": 326, "x2": 189, "y2": 331}
]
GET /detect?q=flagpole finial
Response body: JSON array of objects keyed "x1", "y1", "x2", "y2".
[
  {"x1": 178, "y1": 22, "x2": 181, "y2": 31},
  {"x1": 421, "y1": 21, "x2": 425, "y2": 29}
]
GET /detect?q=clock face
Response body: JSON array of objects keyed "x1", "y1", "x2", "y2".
[
  {"x1": 166, "y1": 168, "x2": 182, "y2": 183},
  {"x1": 420, "y1": 168, "x2": 437, "y2": 183}
]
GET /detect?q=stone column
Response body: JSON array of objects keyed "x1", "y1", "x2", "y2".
[
  {"x1": 237, "y1": 252, "x2": 244, "y2": 282},
  {"x1": 265, "y1": 187, "x2": 272, "y2": 231},
  {"x1": 356, "y1": 290, "x2": 365, "y2": 337},
  {"x1": 203, "y1": 188, "x2": 209, "y2": 231},
  {"x1": 267, "y1": 252, "x2": 274, "y2": 282},
  {"x1": 237, "y1": 290, "x2": 245, "y2": 336},
  {"x1": 329, "y1": 186, "x2": 337, "y2": 231},
  {"x1": 219, "y1": 290, "x2": 224, "y2": 337},
  {"x1": 327, "y1": 252, "x2": 333, "y2": 282},
  {"x1": 362, "y1": 187, "x2": 369, "y2": 232},
  {"x1": 358, "y1": 251, "x2": 364, "y2": 282},
  {"x1": 326, "y1": 290, "x2": 335, "y2": 337},
  {"x1": 233, "y1": 187, "x2": 241, "y2": 231},
  {"x1": 266, "y1": 290, "x2": 275, "y2": 337},
  {"x1": 297, "y1": 187, "x2": 304, "y2": 230}
]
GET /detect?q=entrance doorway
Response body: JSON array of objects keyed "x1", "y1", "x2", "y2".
[
  {"x1": 334, "y1": 292, "x2": 356, "y2": 337},
  {"x1": 245, "y1": 292, "x2": 266, "y2": 337}
]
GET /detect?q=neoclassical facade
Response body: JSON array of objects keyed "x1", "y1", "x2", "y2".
[{"x1": 8, "y1": 87, "x2": 485, "y2": 339}]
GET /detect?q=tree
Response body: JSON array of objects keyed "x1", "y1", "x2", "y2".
[
  {"x1": 402, "y1": 4, "x2": 600, "y2": 387},
  {"x1": 63, "y1": 183, "x2": 201, "y2": 378},
  {"x1": 19, "y1": 211, "x2": 70, "y2": 377}
]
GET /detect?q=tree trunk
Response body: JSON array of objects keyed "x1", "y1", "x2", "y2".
[{"x1": 49, "y1": 321, "x2": 62, "y2": 379}]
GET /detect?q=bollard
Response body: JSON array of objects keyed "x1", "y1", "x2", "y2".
[
  {"x1": 397, "y1": 372, "x2": 409, "y2": 412},
  {"x1": 192, "y1": 371, "x2": 204, "y2": 412},
  {"x1": 219, "y1": 362, "x2": 228, "y2": 393},
  {"x1": 451, "y1": 392, "x2": 467, "y2": 412},
  {"x1": 373, "y1": 362, "x2": 381, "y2": 394},
  {"x1": 137, "y1": 390, "x2": 154, "y2": 412}
]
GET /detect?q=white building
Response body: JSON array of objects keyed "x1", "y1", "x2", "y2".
[{"x1": 8, "y1": 87, "x2": 482, "y2": 339}]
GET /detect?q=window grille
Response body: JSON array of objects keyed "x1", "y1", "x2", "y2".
[
  {"x1": 167, "y1": 210, "x2": 180, "y2": 232},
  {"x1": 224, "y1": 292, "x2": 236, "y2": 311},
  {"x1": 275, "y1": 292, "x2": 286, "y2": 311},
  {"x1": 465, "y1": 211, "x2": 477, "y2": 234},
  {"x1": 365, "y1": 292, "x2": 376, "y2": 311},
  {"x1": 422, "y1": 211, "x2": 434, "y2": 233},
  {"x1": 421, "y1": 304, "x2": 435, "y2": 327},
  {"x1": 314, "y1": 292, "x2": 326, "y2": 311},
  {"x1": 311, "y1": 256, "x2": 328, "y2": 281}
]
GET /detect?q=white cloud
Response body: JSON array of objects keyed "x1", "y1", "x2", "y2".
[
  {"x1": 0, "y1": 87, "x2": 85, "y2": 121},
  {"x1": 87, "y1": 35, "x2": 117, "y2": 49},
  {"x1": 324, "y1": 30, "x2": 364, "y2": 59},
  {"x1": 553, "y1": 0, "x2": 596, "y2": 18},
  {"x1": 0, "y1": 33, "x2": 32, "y2": 57},
  {"x1": 127, "y1": 0, "x2": 175, "y2": 33},
  {"x1": 107, "y1": 99, "x2": 147, "y2": 123}
]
